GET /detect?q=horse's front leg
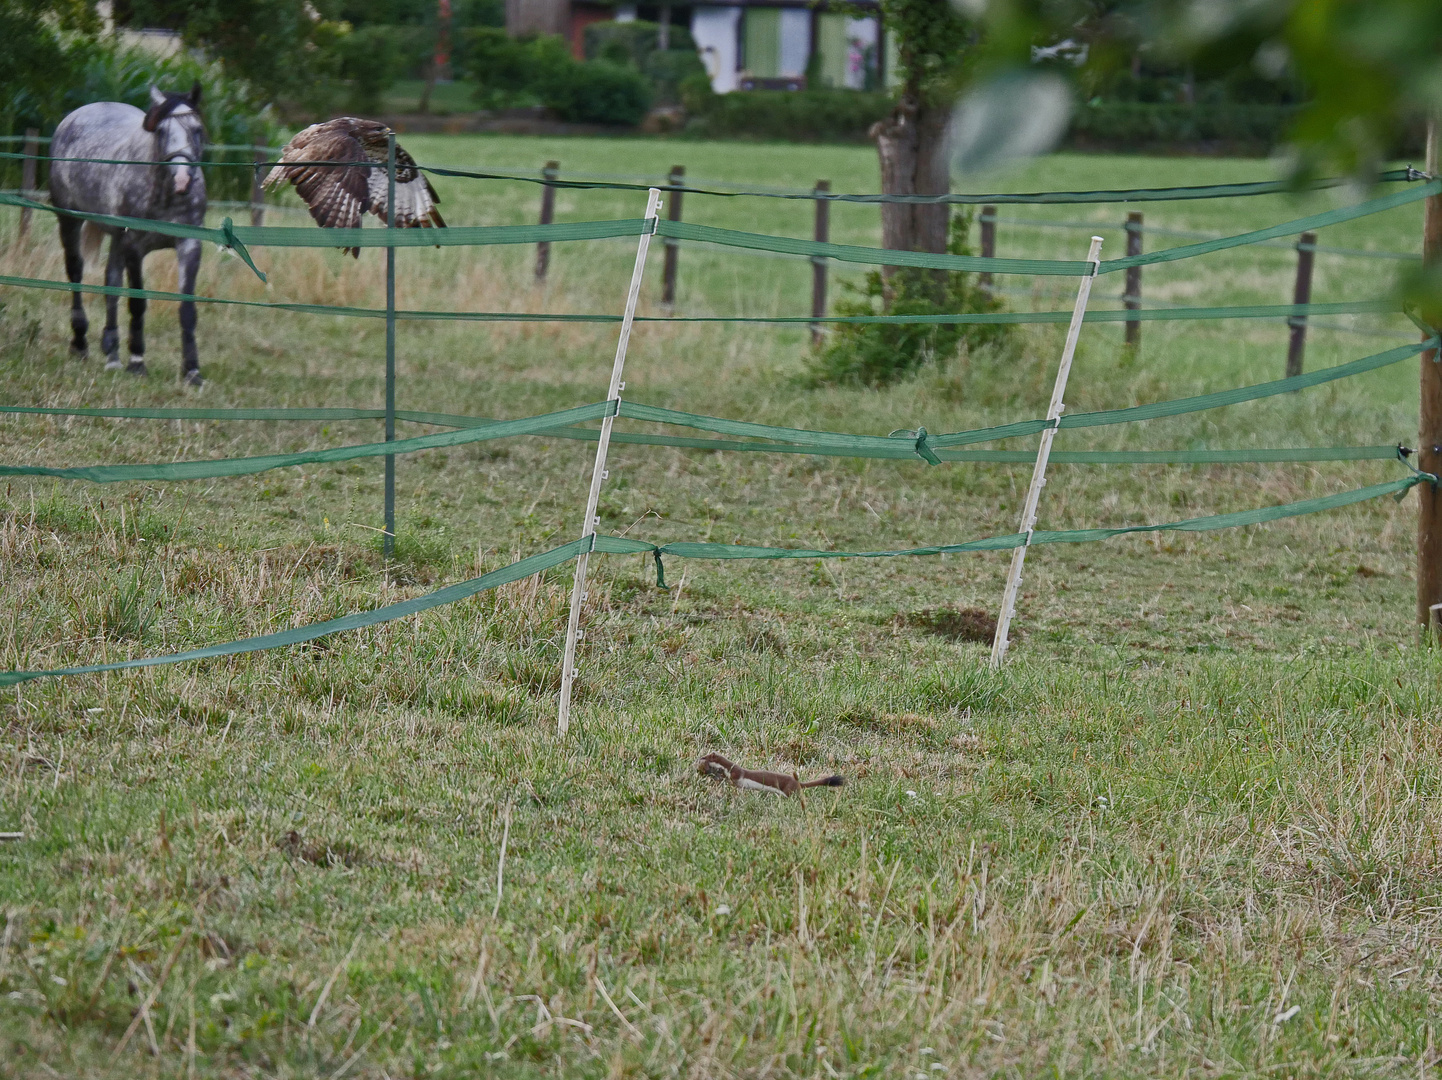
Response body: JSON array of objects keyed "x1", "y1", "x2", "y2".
[
  {"x1": 100, "y1": 239, "x2": 125, "y2": 371},
  {"x1": 57, "y1": 216, "x2": 88, "y2": 357},
  {"x1": 124, "y1": 249, "x2": 147, "y2": 375},
  {"x1": 176, "y1": 238, "x2": 201, "y2": 386}
]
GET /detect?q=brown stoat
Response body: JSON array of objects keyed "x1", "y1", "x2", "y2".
[{"x1": 696, "y1": 752, "x2": 844, "y2": 797}]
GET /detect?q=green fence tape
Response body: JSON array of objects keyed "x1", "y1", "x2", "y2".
[
  {"x1": 6, "y1": 181, "x2": 1433, "y2": 281},
  {"x1": 0, "y1": 271, "x2": 1405, "y2": 327},
  {"x1": 0, "y1": 404, "x2": 386, "y2": 421},
  {"x1": 1052, "y1": 338, "x2": 1433, "y2": 433},
  {"x1": 657, "y1": 220, "x2": 1089, "y2": 276},
  {"x1": 655, "y1": 182, "x2": 1440, "y2": 278},
  {"x1": 0, "y1": 539, "x2": 586, "y2": 688},
  {"x1": 6, "y1": 147, "x2": 1417, "y2": 203},
  {"x1": 5, "y1": 340, "x2": 1422, "y2": 482},
  {"x1": 3, "y1": 398, "x2": 1398, "y2": 466},
  {"x1": 0, "y1": 191, "x2": 647, "y2": 257},
  {"x1": 2, "y1": 339, "x2": 1426, "y2": 481},
  {"x1": 596, "y1": 476, "x2": 1422, "y2": 565},
  {"x1": 419, "y1": 164, "x2": 1422, "y2": 205},
  {"x1": 0, "y1": 401, "x2": 612, "y2": 483},
  {"x1": 230, "y1": 218, "x2": 649, "y2": 250},
  {"x1": 0, "y1": 474, "x2": 1419, "y2": 688},
  {"x1": 618, "y1": 400, "x2": 913, "y2": 454},
  {"x1": 1099, "y1": 180, "x2": 1442, "y2": 273},
  {"x1": 0, "y1": 193, "x2": 266, "y2": 281}
]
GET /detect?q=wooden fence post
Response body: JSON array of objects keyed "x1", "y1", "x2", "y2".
[
  {"x1": 535, "y1": 160, "x2": 558, "y2": 283},
  {"x1": 662, "y1": 165, "x2": 684, "y2": 307},
  {"x1": 18, "y1": 128, "x2": 38, "y2": 240},
  {"x1": 250, "y1": 140, "x2": 266, "y2": 228},
  {"x1": 1124, "y1": 211, "x2": 1143, "y2": 349},
  {"x1": 978, "y1": 204, "x2": 996, "y2": 294},
  {"x1": 811, "y1": 179, "x2": 830, "y2": 345},
  {"x1": 1417, "y1": 118, "x2": 1441, "y2": 637},
  {"x1": 1286, "y1": 231, "x2": 1317, "y2": 378}
]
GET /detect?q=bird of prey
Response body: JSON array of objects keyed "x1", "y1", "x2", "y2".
[{"x1": 263, "y1": 118, "x2": 445, "y2": 256}]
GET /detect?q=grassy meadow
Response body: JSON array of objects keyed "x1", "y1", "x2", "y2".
[{"x1": 1, "y1": 136, "x2": 1440, "y2": 1078}]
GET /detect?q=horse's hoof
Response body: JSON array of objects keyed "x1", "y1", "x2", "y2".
[
  {"x1": 104, "y1": 355, "x2": 122, "y2": 371},
  {"x1": 70, "y1": 347, "x2": 89, "y2": 361},
  {"x1": 183, "y1": 369, "x2": 203, "y2": 388},
  {"x1": 125, "y1": 359, "x2": 148, "y2": 377}
]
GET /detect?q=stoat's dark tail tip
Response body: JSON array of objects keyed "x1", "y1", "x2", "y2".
[{"x1": 820, "y1": 775, "x2": 844, "y2": 787}]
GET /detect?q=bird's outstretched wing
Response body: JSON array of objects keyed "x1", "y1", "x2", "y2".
[
  {"x1": 366, "y1": 144, "x2": 446, "y2": 230},
  {"x1": 264, "y1": 119, "x2": 445, "y2": 257}
]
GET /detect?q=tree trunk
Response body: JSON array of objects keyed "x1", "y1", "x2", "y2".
[
  {"x1": 871, "y1": 93, "x2": 951, "y2": 300},
  {"x1": 418, "y1": 61, "x2": 437, "y2": 114}
]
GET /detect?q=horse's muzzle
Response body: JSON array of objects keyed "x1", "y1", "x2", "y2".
[{"x1": 170, "y1": 157, "x2": 196, "y2": 194}]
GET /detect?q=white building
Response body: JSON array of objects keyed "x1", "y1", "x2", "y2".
[{"x1": 508, "y1": 0, "x2": 893, "y2": 94}]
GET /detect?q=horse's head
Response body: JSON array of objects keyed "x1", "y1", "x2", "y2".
[{"x1": 143, "y1": 82, "x2": 205, "y2": 196}]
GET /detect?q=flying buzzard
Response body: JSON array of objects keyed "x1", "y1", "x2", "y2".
[{"x1": 263, "y1": 118, "x2": 445, "y2": 256}]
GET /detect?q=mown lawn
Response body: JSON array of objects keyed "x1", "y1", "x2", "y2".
[{"x1": 0, "y1": 137, "x2": 1439, "y2": 1078}]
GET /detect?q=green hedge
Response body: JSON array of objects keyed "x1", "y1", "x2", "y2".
[
  {"x1": 681, "y1": 87, "x2": 891, "y2": 143},
  {"x1": 675, "y1": 92, "x2": 1300, "y2": 150},
  {"x1": 1066, "y1": 101, "x2": 1298, "y2": 151},
  {"x1": 462, "y1": 29, "x2": 652, "y2": 126}
]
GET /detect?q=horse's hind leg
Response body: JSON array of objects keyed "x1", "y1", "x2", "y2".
[
  {"x1": 125, "y1": 249, "x2": 147, "y2": 375},
  {"x1": 57, "y1": 216, "x2": 88, "y2": 358},
  {"x1": 176, "y1": 238, "x2": 201, "y2": 386},
  {"x1": 100, "y1": 238, "x2": 125, "y2": 371}
]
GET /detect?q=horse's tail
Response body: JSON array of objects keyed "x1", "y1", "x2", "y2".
[{"x1": 80, "y1": 222, "x2": 103, "y2": 268}]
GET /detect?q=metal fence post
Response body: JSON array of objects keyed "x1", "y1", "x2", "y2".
[
  {"x1": 557, "y1": 188, "x2": 665, "y2": 737},
  {"x1": 250, "y1": 140, "x2": 266, "y2": 228},
  {"x1": 19, "y1": 128, "x2": 38, "y2": 240},
  {"x1": 535, "y1": 160, "x2": 558, "y2": 283},
  {"x1": 811, "y1": 179, "x2": 830, "y2": 345},
  {"x1": 1286, "y1": 231, "x2": 1317, "y2": 378},
  {"x1": 1124, "y1": 211, "x2": 1143, "y2": 349},
  {"x1": 662, "y1": 165, "x2": 684, "y2": 307},
  {"x1": 384, "y1": 134, "x2": 397, "y2": 560},
  {"x1": 1415, "y1": 119, "x2": 1441, "y2": 637},
  {"x1": 990, "y1": 236, "x2": 1104, "y2": 668}
]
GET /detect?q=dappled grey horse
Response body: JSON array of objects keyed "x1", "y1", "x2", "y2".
[{"x1": 49, "y1": 83, "x2": 207, "y2": 386}]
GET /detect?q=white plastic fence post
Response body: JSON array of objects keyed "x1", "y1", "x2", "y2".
[
  {"x1": 556, "y1": 186, "x2": 665, "y2": 736},
  {"x1": 989, "y1": 235, "x2": 1104, "y2": 668}
]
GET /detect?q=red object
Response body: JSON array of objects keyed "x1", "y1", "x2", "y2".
[
  {"x1": 435, "y1": 0, "x2": 452, "y2": 79},
  {"x1": 569, "y1": 4, "x2": 611, "y2": 59}
]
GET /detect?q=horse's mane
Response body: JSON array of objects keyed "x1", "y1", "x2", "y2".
[{"x1": 143, "y1": 82, "x2": 203, "y2": 134}]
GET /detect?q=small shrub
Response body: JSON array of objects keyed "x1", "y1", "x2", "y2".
[
  {"x1": 534, "y1": 59, "x2": 653, "y2": 126},
  {"x1": 1067, "y1": 101, "x2": 1297, "y2": 152},
  {"x1": 337, "y1": 24, "x2": 413, "y2": 115},
  {"x1": 644, "y1": 49, "x2": 708, "y2": 106},
  {"x1": 805, "y1": 212, "x2": 1012, "y2": 388},
  {"x1": 582, "y1": 20, "x2": 695, "y2": 66},
  {"x1": 582, "y1": 20, "x2": 703, "y2": 105},
  {"x1": 682, "y1": 87, "x2": 890, "y2": 143},
  {"x1": 463, "y1": 29, "x2": 651, "y2": 124},
  {"x1": 463, "y1": 28, "x2": 566, "y2": 108}
]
